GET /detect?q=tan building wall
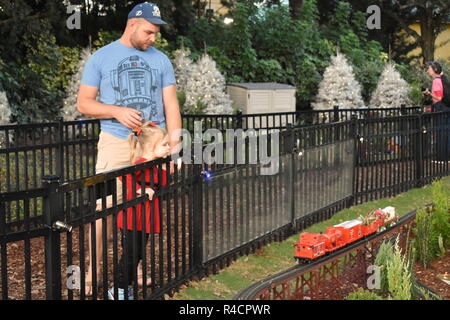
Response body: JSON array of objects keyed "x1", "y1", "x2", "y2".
[
  {"x1": 406, "y1": 23, "x2": 450, "y2": 62},
  {"x1": 209, "y1": 0, "x2": 229, "y2": 15}
]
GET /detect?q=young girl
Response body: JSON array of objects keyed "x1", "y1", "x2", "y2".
[
  {"x1": 108, "y1": 121, "x2": 170, "y2": 300},
  {"x1": 85, "y1": 122, "x2": 173, "y2": 297}
]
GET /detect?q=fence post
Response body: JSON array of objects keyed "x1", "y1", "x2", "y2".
[
  {"x1": 192, "y1": 161, "x2": 204, "y2": 276},
  {"x1": 415, "y1": 115, "x2": 424, "y2": 188},
  {"x1": 236, "y1": 110, "x2": 243, "y2": 129},
  {"x1": 349, "y1": 115, "x2": 358, "y2": 207},
  {"x1": 42, "y1": 174, "x2": 62, "y2": 300},
  {"x1": 400, "y1": 104, "x2": 407, "y2": 116},
  {"x1": 287, "y1": 124, "x2": 296, "y2": 229},
  {"x1": 333, "y1": 104, "x2": 340, "y2": 123},
  {"x1": 56, "y1": 117, "x2": 64, "y2": 182}
]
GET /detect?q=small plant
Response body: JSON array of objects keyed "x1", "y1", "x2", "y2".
[
  {"x1": 414, "y1": 208, "x2": 434, "y2": 268},
  {"x1": 404, "y1": 225, "x2": 416, "y2": 274},
  {"x1": 430, "y1": 180, "x2": 450, "y2": 249},
  {"x1": 437, "y1": 234, "x2": 447, "y2": 258},
  {"x1": 374, "y1": 240, "x2": 394, "y2": 293},
  {"x1": 345, "y1": 287, "x2": 383, "y2": 300},
  {"x1": 413, "y1": 180, "x2": 450, "y2": 267},
  {"x1": 386, "y1": 236, "x2": 412, "y2": 300},
  {"x1": 415, "y1": 284, "x2": 444, "y2": 300}
]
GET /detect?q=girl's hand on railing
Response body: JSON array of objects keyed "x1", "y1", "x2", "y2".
[{"x1": 137, "y1": 188, "x2": 155, "y2": 200}]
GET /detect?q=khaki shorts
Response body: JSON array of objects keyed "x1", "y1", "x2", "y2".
[{"x1": 95, "y1": 131, "x2": 141, "y2": 206}]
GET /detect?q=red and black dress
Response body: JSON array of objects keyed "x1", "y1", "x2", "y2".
[
  {"x1": 117, "y1": 157, "x2": 167, "y2": 233},
  {"x1": 117, "y1": 157, "x2": 167, "y2": 289}
]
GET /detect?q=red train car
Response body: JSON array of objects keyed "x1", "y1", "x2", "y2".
[{"x1": 294, "y1": 207, "x2": 397, "y2": 262}]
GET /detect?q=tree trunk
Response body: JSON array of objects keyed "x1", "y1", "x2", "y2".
[
  {"x1": 289, "y1": 0, "x2": 303, "y2": 20},
  {"x1": 418, "y1": 6, "x2": 435, "y2": 63}
]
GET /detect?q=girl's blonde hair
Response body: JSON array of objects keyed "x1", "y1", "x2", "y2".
[{"x1": 128, "y1": 121, "x2": 168, "y2": 163}]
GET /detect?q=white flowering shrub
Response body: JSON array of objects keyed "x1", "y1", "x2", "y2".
[
  {"x1": 313, "y1": 52, "x2": 365, "y2": 111},
  {"x1": 369, "y1": 63, "x2": 411, "y2": 109},
  {"x1": 173, "y1": 50, "x2": 233, "y2": 115}
]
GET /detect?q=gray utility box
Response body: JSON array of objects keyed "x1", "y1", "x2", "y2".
[{"x1": 227, "y1": 83, "x2": 296, "y2": 129}]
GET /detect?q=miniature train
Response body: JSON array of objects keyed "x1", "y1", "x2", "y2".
[{"x1": 294, "y1": 207, "x2": 398, "y2": 263}]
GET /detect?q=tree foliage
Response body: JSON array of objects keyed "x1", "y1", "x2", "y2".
[
  {"x1": 0, "y1": 0, "x2": 445, "y2": 120},
  {"x1": 376, "y1": 0, "x2": 450, "y2": 63}
]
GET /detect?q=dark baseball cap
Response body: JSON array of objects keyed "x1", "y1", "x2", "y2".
[{"x1": 128, "y1": 2, "x2": 167, "y2": 25}]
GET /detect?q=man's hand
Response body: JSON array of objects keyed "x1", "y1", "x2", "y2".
[
  {"x1": 78, "y1": 85, "x2": 143, "y2": 127},
  {"x1": 112, "y1": 107, "x2": 143, "y2": 129}
]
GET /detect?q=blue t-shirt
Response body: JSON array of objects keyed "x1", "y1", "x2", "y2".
[{"x1": 81, "y1": 40, "x2": 176, "y2": 140}]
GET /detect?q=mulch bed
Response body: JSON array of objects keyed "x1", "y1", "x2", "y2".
[{"x1": 413, "y1": 250, "x2": 450, "y2": 299}]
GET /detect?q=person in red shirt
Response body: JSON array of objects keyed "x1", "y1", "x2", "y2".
[
  {"x1": 109, "y1": 121, "x2": 170, "y2": 300},
  {"x1": 423, "y1": 61, "x2": 446, "y2": 108},
  {"x1": 423, "y1": 61, "x2": 450, "y2": 162}
]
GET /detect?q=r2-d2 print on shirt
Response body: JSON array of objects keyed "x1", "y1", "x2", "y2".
[{"x1": 110, "y1": 55, "x2": 158, "y2": 123}]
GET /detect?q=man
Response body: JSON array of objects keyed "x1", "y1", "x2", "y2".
[
  {"x1": 76, "y1": 2, "x2": 181, "y2": 298},
  {"x1": 78, "y1": 2, "x2": 181, "y2": 170}
]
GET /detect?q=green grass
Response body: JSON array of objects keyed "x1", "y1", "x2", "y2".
[{"x1": 172, "y1": 176, "x2": 450, "y2": 300}]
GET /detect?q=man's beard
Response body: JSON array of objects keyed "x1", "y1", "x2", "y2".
[
  {"x1": 132, "y1": 40, "x2": 148, "y2": 51},
  {"x1": 131, "y1": 34, "x2": 151, "y2": 51}
]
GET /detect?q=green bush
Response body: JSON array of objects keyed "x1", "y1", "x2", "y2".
[
  {"x1": 414, "y1": 282, "x2": 445, "y2": 300},
  {"x1": 396, "y1": 63, "x2": 427, "y2": 106},
  {"x1": 320, "y1": 1, "x2": 386, "y2": 103},
  {"x1": 175, "y1": 0, "x2": 390, "y2": 109},
  {"x1": 374, "y1": 240, "x2": 395, "y2": 293},
  {"x1": 57, "y1": 46, "x2": 82, "y2": 91},
  {"x1": 414, "y1": 180, "x2": 450, "y2": 267},
  {"x1": 386, "y1": 237, "x2": 412, "y2": 300},
  {"x1": 0, "y1": 59, "x2": 21, "y2": 114},
  {"x1": 414, "y1": 208, "x2": 434, "y2": 268},
  {"x1": 92, "y1": 30, "x2": 122, "y2": 50},
  {"x1": 430, "y1": 179, "x2": 450, "y2": 249},
  {"x1": 0, "y1": 19, "x2": 66, "y2": 123},
  {"x1": 345, "y1": 287, "x2": 383, "y2": 300}
]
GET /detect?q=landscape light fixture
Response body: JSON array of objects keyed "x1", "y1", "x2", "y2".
[{"x1": 201, "y1": 170, "x2": 213, "y2": 181}]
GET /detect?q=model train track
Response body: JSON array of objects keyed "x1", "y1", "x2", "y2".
[{"x1": 234, "y1": 208, "x2": 419, "y2": 300}]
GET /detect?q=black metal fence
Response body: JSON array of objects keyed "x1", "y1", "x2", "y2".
[
  {"x1": 2, "y1": 107, "x2": 450, "y2": 300},
  {"x1": 182, "y1": 105, "x2": 422, "y2": 131},
  {"x1": 0, "y1": 119, "x2": 99, "y2": 194}
]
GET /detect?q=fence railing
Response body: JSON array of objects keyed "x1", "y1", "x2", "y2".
[
  {"x1": 0, "y1": 106, "x2": 422, "y2": 194},
  {"x1": 2, "y1": 107, "x2": 449, "y2": 300},
  {"x1": 0, "y1": 119, "x2": 100, "y2": 194},
  {"x1": 182, "y1": 105, "x2": 422, "y2": 131}
]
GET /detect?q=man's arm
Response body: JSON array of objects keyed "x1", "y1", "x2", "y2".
[
  {"x1": 162, "y1": 84, "x2": 182, "y2": 153},
  {"x1": 77, "y1": 84, "x2": 143, "y2": 128}
]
